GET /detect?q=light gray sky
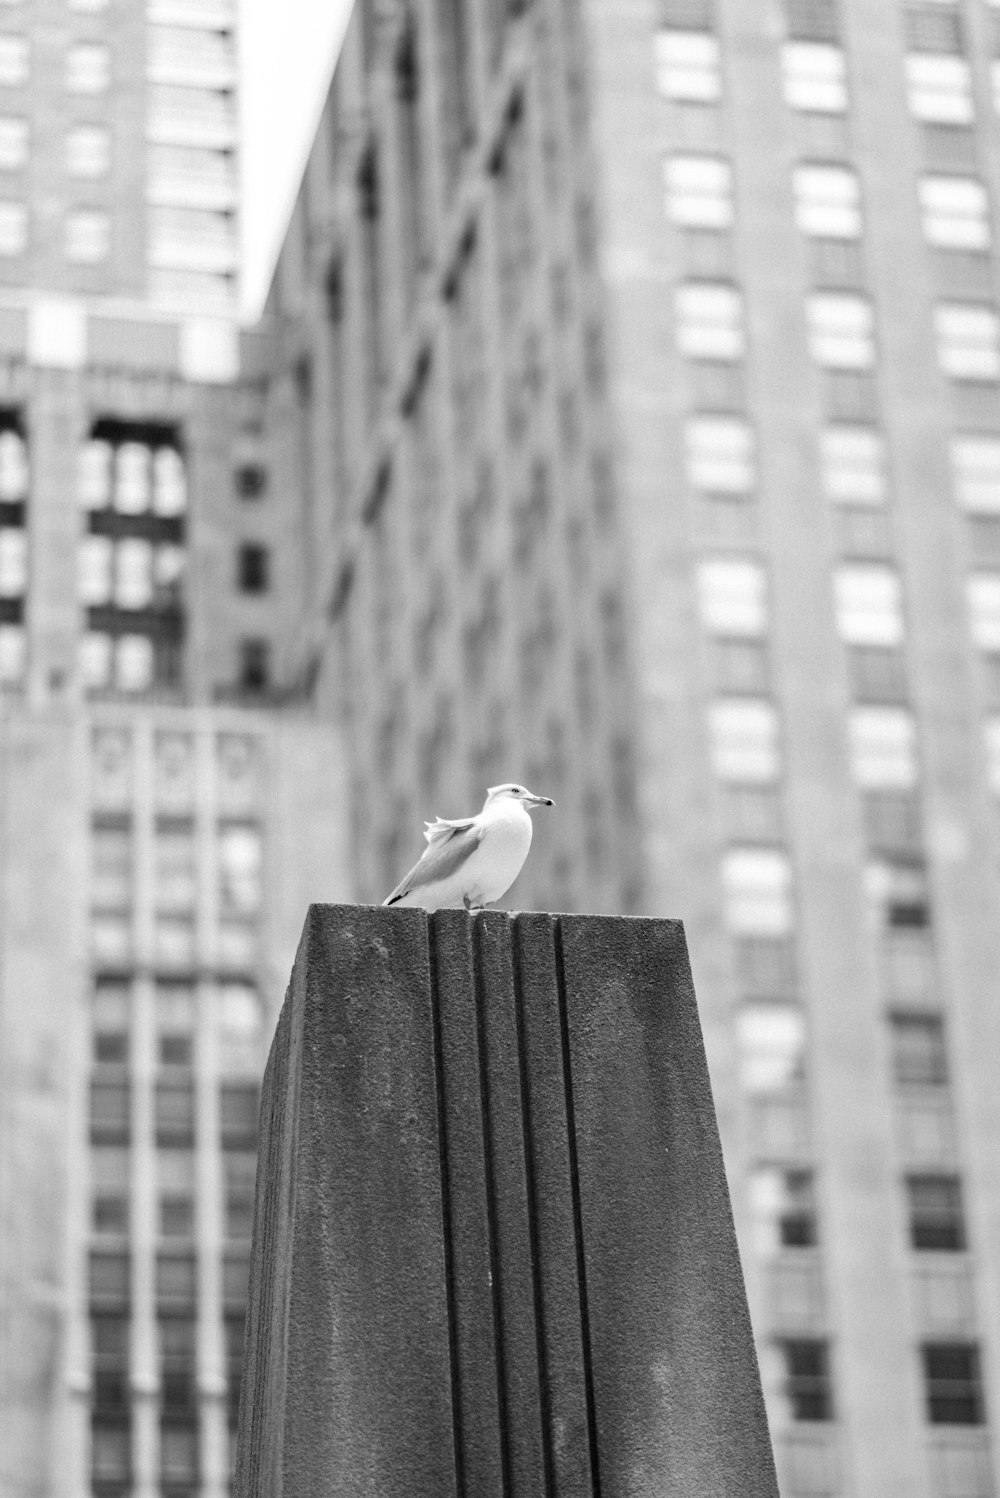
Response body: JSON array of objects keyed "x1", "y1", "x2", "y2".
[{"x1": 238, "y1": 0, "x2": 352, "y2": 323}]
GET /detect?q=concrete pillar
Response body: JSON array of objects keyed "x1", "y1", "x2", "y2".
[{"x1": 235, "y1": 905, "x2": 778, "y2": 1498}]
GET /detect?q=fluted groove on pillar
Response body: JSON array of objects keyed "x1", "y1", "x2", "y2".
[{"x1": 234, "y1": 904, "x2": 779, "y2": 1498}]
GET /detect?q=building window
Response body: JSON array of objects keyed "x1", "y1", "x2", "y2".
[
  {"x1": 867, "y1": 856, "x2": 931, "y2": 928},
  {"x1": 820, "y1": 424, "x2": 887, "y2": 505},
  {"x1": 66, "y1": 123, "x2": 110, "y2": 177},
  {"x1": 238, "y1": 638, "x2": 269, "y2": 693},
  {"x1": 0, "y1": 522, "x2": 25, "y2": 598},
  {"x1": 218, "y1": 823, "x2": 262, "y2": 918},
  {"x1": 663, "y1": 153, "x2": 733, "y2": 228},
  {"x1": 723, "y1": 847, "x2": 794, "y2": 935},
  {"x1": 91, "y1": 1422, "x2": 131, "y2": 1484},
  {"x1": 66, "y1": 207, "x2": 110, "y2": 262},
  {"x1": 967, "y1": 572, "x2": 1000, "y2": 649},
  {"x1": 0, "y1": 34, "x2": 28, "y2": 86},
  {"x1": 918, "y1": 175, "x2": 991, "y2": 250},
  {"x1": 0, "y1": 196, "x2": 25, "y2": 253},
  {"x1": 90, "y1": 1079, "x2": 130, "y2": 1144},
  {"x1": 951, "y1": 435, "x2": 1000, "y2": 512},
  {"x1": 907, "y1": 1175, "x2": 966, "y2": 1251},
  {"x1": 234, "y1": 461, "x2": 266, "y2": 500},
  {"x1": 674, "y1": 280, "x2": 744, "y2": 360},
  {"x1": 224, "y1": 1152, "x2": 256, "y2": 1241},
  {"x1": 934, "y1": 304, "x2": 1000, "y2": 380},
  {"x1": 848, "y1": 706, "x2": 918, "y2": 788},
  {"x1": 906, "y1": 55, "x2": 973, "y2": 124},
  {"x1": 750, "y1": 1167, "x2": 819, "y2": 1252},
  {"x1": 697, "y1": 556, "x2": 767, "y2": 634},
  {"x1": 92, "y1": 981, "x2": 129, "y2": 1065},
  {"x1": 220, "y1": 1082, "x2": 259, "y2": 1149},
  {"x1": 793, "y1": 163, "x2": 862, "y2": 238},
  {"x1": 806, "y1": 293, "x2": 876, "y2": 368},
  {"x1": 890, "y1": 1012, "x2": 948, "y2": 1086},
  {"x1": 236, "y1": 542, "x2": 269, "y2": 594},
  {"x1": 0, "y1": 114, "x2": 25, "y2": 168},
  {"x1": 654, "y1": 28, "x2": 722, "y2": 102},
  {"x1": 685, "y1": 416, "x2": 756, "y2": 493},
  {"x1": 781, "y1": 42, "x2": 848, "y2": 113},
  {"x1": 779, "y1": 1339, "x2": 834, "y2": 1421},
  {"x1": 737, "y1": 1001, "x2": 806, "y2": 1091},
  {"x1": 66, "y1": 41, "x2": 109, "y2": 93},
  {"x1": 159, "y1": 1195, "x2": 194, "y2": 1239},
  {"x1": 922, "y1": 1344, "x2": 985, "y2": 1425},
  {"x1": 708, "y1": 697, "x2": 781, "y2": 781},
  {"x1": 93, "y1": 1193, "x2": 128, "y2": 1235},
  {"x1": 833, "y1": 564, "x2": 905, "y2": 645},
  {"x1": 160, "y1": 1422, "x2": 199, "y2": 1484}
]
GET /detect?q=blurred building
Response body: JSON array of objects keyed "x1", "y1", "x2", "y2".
[
  {"x1": 263, "y1": 0, "x2": 1000, "y2": 1494},
  {"x1": 0, "y1": 3, "x2": 352, "y2": 1498}
]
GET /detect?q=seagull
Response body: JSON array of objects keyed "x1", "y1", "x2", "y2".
[{"x1": 383, "y1": 783, "x2": 554, "y2": 911}]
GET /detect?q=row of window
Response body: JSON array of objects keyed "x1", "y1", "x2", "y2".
[
  {"x1": 682, "y1": 413, "x2": 1000, "y2": 514},
  {"x1": 752, "y1": 1165, "x2": 968, "y2": 1256},
  {"x1": 91, "y1": 726, "x2": 261, "y2": 814},
  {"x1": 776, "y1": 1338, "x2": 986, "y2": 1426},
  {"x1": 90, "y1": 1077, "x2": 258, "y2": 1149},
  {"x1": 0, "y1": 200, "x2": 109, "y2": 260},
  {"x1": 0, "y1": 132, "x2": 238, "y2": 189},
  {"x1": 0, "y1": 199, "x2": 236, "y2": 263},
  {"x1": 655, "y1": 22, "x2": 1000, "y2": 128},
  {"x1": 92, "y1": 1153, "x2": 256, "y2": 1244},
  {"x1": 0, "y1": 35, "x2": 109, "y2": 92},
  {"x1": 673, "y1": 276, "x2": 1000, "y2": 381},
  {"x1": 664, "y1": 154, "x2": 997, "y2": 257},
  {"x1": 92, "y1": 975, "x2": 261, "y2": 1062},
  {"x1": 89, "y1": 1243, "x2": 249, "y2": 1310},
  {"x1": 91, "y1": 819, "x2": 263, "y2": 920}
]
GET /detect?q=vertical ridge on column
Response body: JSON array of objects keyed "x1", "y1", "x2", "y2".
[
  {"x1": 509, "y1": 917, "x2": 555, "y2": 1498},
  {"x1": 553, "y1": 917, "x2": 603, "y2": 1498},
  {"x1": 471, "y1": 914, "x2": 514, "y2": 1498},
  {"x1": 426, "y1": 915, "x2": 467, "y2": 1498}
]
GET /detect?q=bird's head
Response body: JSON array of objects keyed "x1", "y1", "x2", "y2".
[{"x1": 486, "y1": 783, "x2": 555, "y2": 810}]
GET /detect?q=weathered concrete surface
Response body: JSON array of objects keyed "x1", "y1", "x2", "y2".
[{"x1": 235, "y1": 905, "x2": 778, "y2": 1498}]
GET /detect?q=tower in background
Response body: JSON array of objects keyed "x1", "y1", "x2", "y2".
[
  {"x1": 0, "y1": 4, "x2": 352, "y2": 1498},
  {"x1": 263, "y1": 1, "x2": 1000, "y2": 1495}
]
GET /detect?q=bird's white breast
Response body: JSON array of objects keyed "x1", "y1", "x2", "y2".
[{"x1": 472, "y1": 802, "x2": 533, "y2": 904}]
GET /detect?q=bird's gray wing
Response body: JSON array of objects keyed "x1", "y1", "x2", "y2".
[{"x1": 383, "y1": 822, "x2": 486, "y2": 904}]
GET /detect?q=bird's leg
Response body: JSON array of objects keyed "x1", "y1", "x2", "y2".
[
  {"x1": 463, "y1": 894, "x2": 472, "y2": 911},
  {"x1": 463, "y1": 895, "x2": 484, "y2": 912}
]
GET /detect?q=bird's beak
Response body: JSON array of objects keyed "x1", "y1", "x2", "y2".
[{"x1": 528, "y1": 794, "x2": 554, "y2": 807}]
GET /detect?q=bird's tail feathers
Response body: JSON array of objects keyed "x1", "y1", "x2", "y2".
[{"x1": 423, "y1": 815, "x2": 475, "y2": 846}]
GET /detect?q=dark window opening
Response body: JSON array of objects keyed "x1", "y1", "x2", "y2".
[
  {"x1": 779, "y1": 1170, "x2": 819, "y2": 1248},
  {"x1": 780, "y1": 1338, "x2": 834, "y2": 1421},
  {"x1": 238, "y1": 639, "x2": 270, "y2": 694},
  {"x1": 234, "y1": 463, "x2": 267, "y2": 500},
  {"x1": 237, "y1": 544, "x2": 269, "y2": 594},
  {"x1": 890, "y1": 1012, "x2": 949, "y2": 1087},
  {"x1": 922, "y1": 1343, "x2": 985, "y2": 1425},
  {"x1": 907, "y1": 1175, "x2": 966, "y2": 1251}
]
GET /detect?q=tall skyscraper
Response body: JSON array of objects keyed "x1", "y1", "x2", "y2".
[
  {"x1": 262, "y1": 1, "x2": 1000, "y2": 1494},
  {"x1": 0, "y1": 4, "x2": 352, "y2": 1497}
]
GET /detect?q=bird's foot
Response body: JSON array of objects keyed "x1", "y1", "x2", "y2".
[{"x1": 463, "y1": 895, "x2": 484, "y2": 912}]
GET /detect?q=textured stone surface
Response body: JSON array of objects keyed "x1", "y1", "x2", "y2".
[{"x1": 235, "y1": 905, "x2": 778, "y2": 1498}]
